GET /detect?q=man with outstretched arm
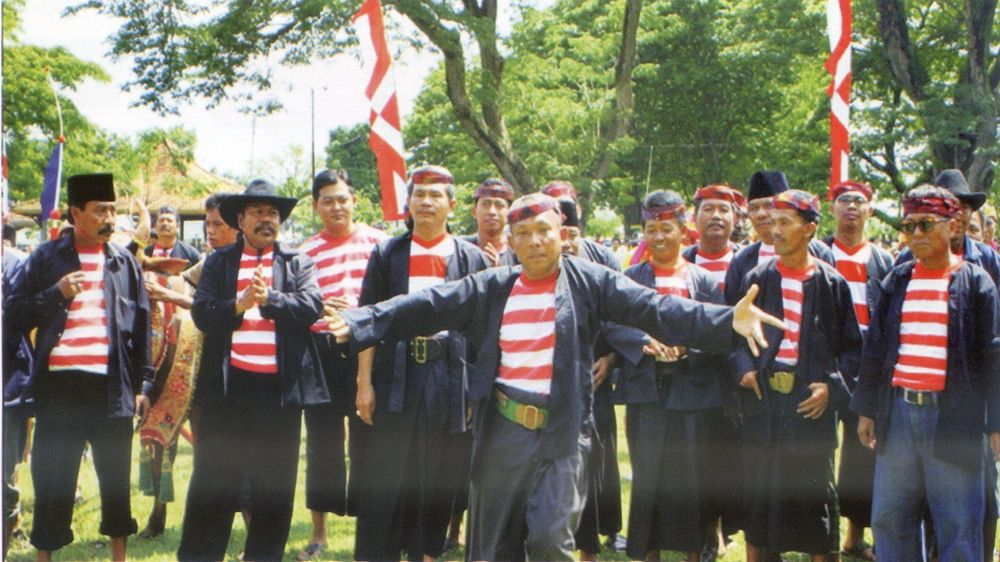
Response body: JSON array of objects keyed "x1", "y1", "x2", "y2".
[{"x1": 326, "y1": 193, "x2": 784, "y2": 561}]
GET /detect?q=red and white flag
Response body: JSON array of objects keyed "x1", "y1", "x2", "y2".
[
  {"x1": 353, "y1": 0, "x2": 408, "y2": 221},
  {"x1": 825, "y1": 0, "x2": 852, "y2": 187}
]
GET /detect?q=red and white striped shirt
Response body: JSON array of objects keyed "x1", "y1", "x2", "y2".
[
  {"x1": 652, "y1": 262, "x2": 690, "y2": 298},
  {"x1": 409, "y1": 234, "x2": 453, "y2": 293},
  {"x1": 832, "y1": 239, "x2": 872, "y2": 330},
  {"x1": 49, "y1": 244, "x2": 110, "y2": 375},
  {"x1": 757, "y1": 243, "x2": 777, "y2": 266},
  {"x1": 775, "y1": 261, "x2": 815, "y2": 367},
  {"x1": 300, "y1": 225, "x2": 387, "y2": 333},
  {"x1": 891, "y1": 263, "x2": 954, "y2": 391},
  {"x1": 498, "y1": 271, "x2": 559, "y2": 395},
  {"x1": 695, "y1": 246, "x2": 733, "y2": 290},
  {"x1": 151, "y1": 243, "x2": 173, "y2": 258},
  {"x1": 230, "y1": 246, "x2": 277, "y2": 374}
]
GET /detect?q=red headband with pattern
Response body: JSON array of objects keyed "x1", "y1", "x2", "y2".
[
  {"x1": 773, "y1": 189, "x2": 821, "y2": 222},
  {"x1": 642, "y1": 203, "x2": 686, "y2": 222},
  {"x1": 410, "y1": 166, "x2": 454, "y2": 186},
  {"x1": 507, "y1": 197, "x2": 560, "y2": 225},
  {"x1": 694, "y1": 185, "x2": 746, "y2": 210},
  {"x1": 829, "y1": 181, "x2": 873, "y2": 202},
  {"x1": 541, "y1": 181, "x2": 578, "y2": 201},
  {"x1": 902, "y1": 195, "x2": 960, "y2": 218},
  {"x1": 474, "y1": 182, "x2": 514, "y2": 202}
]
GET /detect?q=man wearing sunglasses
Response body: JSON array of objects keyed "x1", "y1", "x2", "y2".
[
  {"x1": 852, "y1": 185, "x2": 1000, "y2": 562},
  {"x1": 823, "y1": 181, "x2": 893, "y2": 561},
  {"x1": 895, "y1": 169, "x2": 1000, "y2": 287}
]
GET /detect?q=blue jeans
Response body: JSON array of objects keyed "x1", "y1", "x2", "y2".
[{"x1": 871, "y1": 395, "x2": 984, "y2": 562}]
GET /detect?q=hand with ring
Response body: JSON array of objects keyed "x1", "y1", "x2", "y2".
[{"x1": 57, "y1": 271, "x2": 87, "y2": 299}]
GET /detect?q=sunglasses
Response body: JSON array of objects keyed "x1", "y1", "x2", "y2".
[
  {"x1": 900, "y1": 218, "x2": 947, "y2": 235},
  {"x1": 835, "y1": 194, "x2": 868, "y2": 206}
]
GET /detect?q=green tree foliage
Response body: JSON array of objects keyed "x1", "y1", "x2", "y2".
[
  {"x1": 325, "y1": 124, "x2": 384, "y2": 227},
  {"x1": 1, "y1": 0, "x2": 133, "y2": 203},
  {"x1": 852, "y1": 0, "x2": 999, "y2": 194},
  {"x1": 72, "y1": 0, "x2": 539, "y2": 191}
]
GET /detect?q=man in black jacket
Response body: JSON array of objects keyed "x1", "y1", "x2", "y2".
[
  {"x1": 724, "y1": 171, "x2": 834, "y2": 306},
  {"x1": 6, "y1": 173, "x2": 154, "y2": 561},
  {"x1": 177, "y1": 179, "x2": 325, "y2": 562},
  {"x1": 735, "y1": 189, "x2": 863, "y2": 562},
  {"x1": 824, "y1": 180, "x2": 892, "y2": 561},
  {"x1": 326, "y1": 193, "x2": 785, "y2": 561},
  {"x1": 605, "y1": 190, "x2": 730, "y2": 561},
  {"x1": 352, "y1": 165, "x2": 489, "y2": 562},
  {"x1": 142, "y1": 205, "x2": 201, "y2": 266},
  {"x1": 852, "y1": 185, "x2": 1000, "y2": 562}
]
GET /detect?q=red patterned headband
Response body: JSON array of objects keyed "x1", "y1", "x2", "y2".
[
  {"x1": 541, "y1": 181, "x2": 578, "y2": 201},
  {"x1": 694, "y1": 185, "x2": 746, "y2": 209},
  {"x1": 902, "y1": 195, "x2": 960, "y2": 218},
  {"x1": 642, "y1": 203, "x2": 686, "y2": 222},
  {"x1": 829, "y1": 181, "x2": 873, "y2": 202},
  {"x1": 410, "y1": 166, "x2": 454, "y2": 186},
  {"x1": 474, "y1": 182, "x2": 514, "y2": 202},
  {"x1": 773, "y1": 189, "x2": 821, "y2": 222},
  {"x1": 508, "y1": 196, "x2": 560, "y2": 225}
]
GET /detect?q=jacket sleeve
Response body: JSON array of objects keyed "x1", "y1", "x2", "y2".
[
  {"x1": 730, "y1": 270, "x2": 759, "y2": 384},
  {"x1": 4, "y1": 249, "x2": 69, "y2": 333},
  {"x1": 975, "y1": 272, "x2": 1000, "y2": 433},
  {"x1": 601, "y1": 323, "x2": 649, "y2": 366},
  {"x1": 129, "y1": 255, "x2": 156, "y2": 394},
  {"x1": 191, "y1": 252, "x2": 245, "y2": 334},
  {"x1": 359, "y1": 242, "x2": 389, "y2": 307},
  {"x1": 342, "y1": 275, "x2": 484, "y2": 353},
  {"x1": 833, "y1": 275, "x2": 863, "y2": 386},
  {"x1": 260, "y1": 254, "x2": 323, "y2": 327},
  {"x1": 724, "y1": 254, "x2": 746, "y2": 306},
  {"x1": 850, "y1": 277, "x2": 891, "y2": 419},
  {"x1": 595, "y1": 267, "x2": 733, "y2": 354}
]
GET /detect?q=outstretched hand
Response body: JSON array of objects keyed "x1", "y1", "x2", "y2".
[{"x1": 732, "y1": 284, "x2": 785, "y2": 357}]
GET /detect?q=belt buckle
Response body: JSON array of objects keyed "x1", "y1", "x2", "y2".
[
  {"x1": 412, "y1": 336, "x2": 428, "y2": 364},
  {"x1": 769, "y1": 371, "x2": 794, "y2": 394},
  {"x1": 904, "y1": 388, "x2": 934, "y2": 406},
  {"x1": 520, "y1": 405, "x2": 542, "y2": 430}
]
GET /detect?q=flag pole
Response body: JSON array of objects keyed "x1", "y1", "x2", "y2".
[{"x1": 41, "y1": 66, "x2": 66, "y2": 241}]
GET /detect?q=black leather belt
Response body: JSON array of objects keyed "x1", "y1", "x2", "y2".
[
  {"x1": 409, "y1": 336, "x2": 447, "y2": 364},
  {"x1": 896, "y1": 386, "x2": 939, "y2": 407}
]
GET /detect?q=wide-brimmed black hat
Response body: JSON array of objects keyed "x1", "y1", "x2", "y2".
[
  {"x1": 747, "y1": 170, "x2": 789, "y2": 201},
  {"x1": 220, "y1": 179, "x2": 298, "y2": 229},
  {"x1": 67, "y1": 173, "x2": 116, "y2": 207},
  {"x1": 934, "y1": 169, "x2": 986, "y2": 211}
]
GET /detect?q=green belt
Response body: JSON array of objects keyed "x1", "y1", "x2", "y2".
[
  {"x1": 768, "y1": 371, "x2": 795, "y2": 395},
  {"x1": 495, "y1": 389, "x2": 549, "y2": 430}
]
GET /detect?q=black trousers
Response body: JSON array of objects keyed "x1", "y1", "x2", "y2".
[
  {"x1": 468, "y1": 387, "x2": 590, "y2": 562},
  {"x1": 354, "y1": 361, "x2": 455, "y2": 561},
  {"x1": 177, "y1": 371, "x2": 301, "y2": 562},
  {"x1": 837, "y1": 408, "x2": 875, "y2": 527},
  {"x1": 574, "y1": 383, "x2": 622, "y2": 553},
  {"x1": 304, "y1": 339, "x2": 360, "y2": 515},
  {"x1": 30, "y1": 373, "x2": 137, "y2": 551}
]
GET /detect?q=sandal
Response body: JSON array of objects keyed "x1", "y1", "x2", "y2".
[
  {"x1": 297, "y1": 542, "x2": 325, "y2": 561},
  {"x1": 841, "y1": 540, "x2": 876, "y2": 561}
]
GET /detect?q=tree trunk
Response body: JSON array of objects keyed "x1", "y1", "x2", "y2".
[
  {"x1": 877, "y1": 0, "x2": 998, "y2": 192},
  {"x1": 590, "y1": 0, "x2": 642, "y2": 185},
  {"x1": 392, "y1": 0, "x2": 536, "y2": 193}
]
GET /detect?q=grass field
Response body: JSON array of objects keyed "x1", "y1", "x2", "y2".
[{"x1": 8, "y1": 407, "x2": 876, "y2": 561}]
